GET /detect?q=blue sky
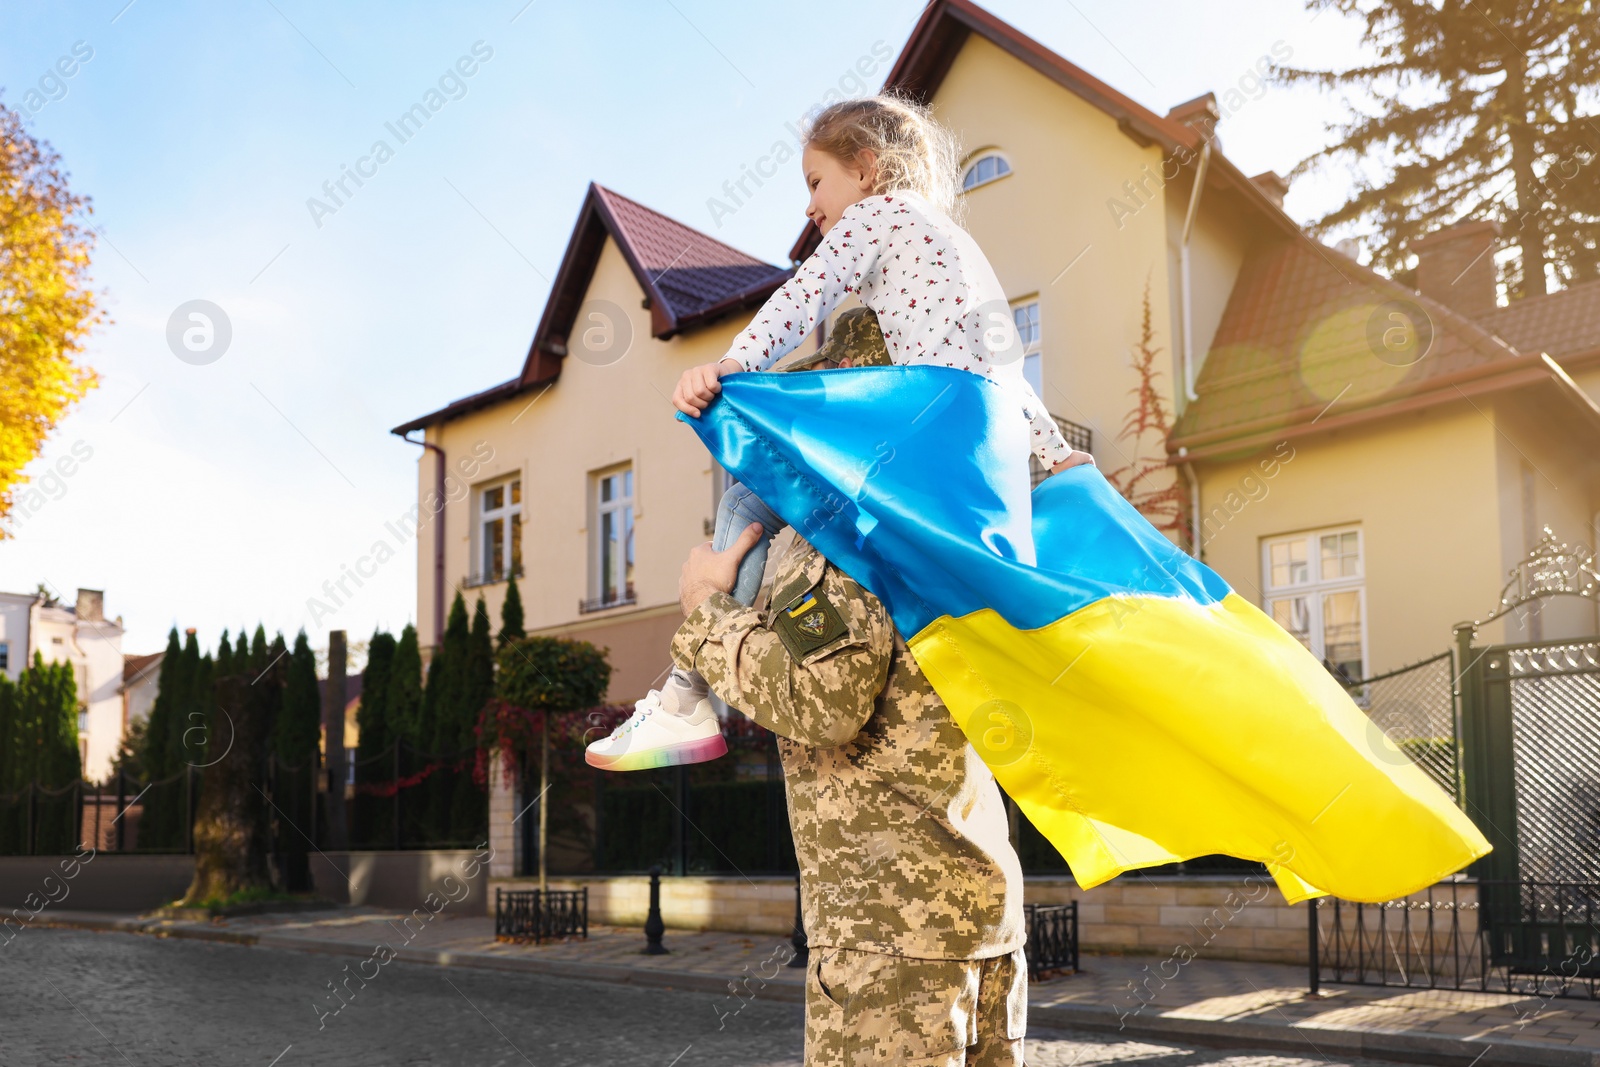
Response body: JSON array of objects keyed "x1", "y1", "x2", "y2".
[{"x1": 0, "y1": 0, "x2": 1369, "y2": 659}]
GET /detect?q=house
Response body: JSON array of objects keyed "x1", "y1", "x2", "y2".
[
  {"x1": 1175, "y1": 221, "x2": 1600, "y2": 670},
  {"x1": 121, "y1": 650, "x2": 164, "y2": 727},
  {"x1": 394, "y1": 0, "x2": 1600, "y2": 696},
  {"x1": 0, "y1": 587, "x2": 127, "y2": 781}
]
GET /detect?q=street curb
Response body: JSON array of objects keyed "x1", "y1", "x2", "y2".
[
  {"x1": 254, "y1": 930, "x2": 811, "y2": 1002},
  {"x1": 29, "y1": 915, "x2": 1597, "y2": 1067},
  {"x1": 1028, "y1": 1001, "x2": 1597, "y2": 1067}
]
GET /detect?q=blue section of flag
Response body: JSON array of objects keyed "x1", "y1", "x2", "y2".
[{"x1": 679, "y1": 366, "x2": 1230, "y2": 637}]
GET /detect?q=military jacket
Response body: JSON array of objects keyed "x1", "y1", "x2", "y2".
[{"x1": 672, "y1": 535, "x2": 1025, "y2": 960}]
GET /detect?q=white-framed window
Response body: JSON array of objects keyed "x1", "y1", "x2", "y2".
[
  {"x1": 962, "y1": 151, "x2": 1013, "y2": 192},
  {"x1": 476, "y1": 477, "x2": 522, "y2": 585},
  {"x1": 0, "y1": 642, "x2": 8, "y2": 672},
  {"x1": 1011, "y1": 298, "x2": 1043, "y2": 397},
  {"x1": 1262, "y1": 526, "x2": 1367, "y2": 682},
  {"x1": 589, "y1": 464, "x2": 635, "y2": 610}
]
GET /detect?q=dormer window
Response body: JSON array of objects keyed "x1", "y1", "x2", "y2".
[{"x1": 962, "y1": 152, "x2": 1013, "y2": 192}]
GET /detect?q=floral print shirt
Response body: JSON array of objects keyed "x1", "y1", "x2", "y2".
[{"x1": 721, "y1": 191, "x2": 1073, "y2": 466}]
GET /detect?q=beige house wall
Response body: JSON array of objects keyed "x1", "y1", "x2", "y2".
[
  {"x1": 1489, "y1": 391, "x2": 1600, "y2": 642},
  {"x1": 415, "y1": 237, "x2": 794, "y2": 701},
  {"x1": 1194, "y1": 404, "x2": 1507, "y2": 673},
  {"x1": 929, "y1": 34, "x2": 1187, "y2": 461}
]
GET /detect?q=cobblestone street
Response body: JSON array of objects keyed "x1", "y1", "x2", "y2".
[{"x1": 1, "y1": 927, "x2": 1450, "y2": 1067}]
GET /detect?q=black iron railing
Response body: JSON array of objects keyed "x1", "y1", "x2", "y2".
[
  {"x1": 1314, "y1": 880, "x2": 1600, "y2": 999},
  {"x1": 495, "y1": 886, "x2": 588, "y2": 943},
  {"x1": 1024, "y1": 901, "x2": 1079, "y2": 979}
]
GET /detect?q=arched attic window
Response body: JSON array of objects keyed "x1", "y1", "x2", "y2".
[{"x1": 961, "y1": 151, "x2": 1013, "y2": 192}]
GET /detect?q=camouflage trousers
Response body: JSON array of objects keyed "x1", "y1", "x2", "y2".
[{"x1": 804, "y1": 946, "x2": 1027, "y2": 1066}]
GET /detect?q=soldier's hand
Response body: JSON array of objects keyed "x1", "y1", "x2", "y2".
[{"x1": 680, "y1": 522, "x2": 764, "y2": 615}]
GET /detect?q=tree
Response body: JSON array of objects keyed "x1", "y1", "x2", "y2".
[
  {"x1": 139, "y1": 629, "x2": 211, "y2": 849},
  {"x1": 465, "y1": 598, "x2": 495, "y2": 739},
  {"x1": 386, "y1": 624, "x2": 424, "y2": 747},
  {"x1": 1104, "y1": 280, "x2": 1189, "y2": 550},
  {"x1": 0, "y1": 101, "x2": 105, "y2": 535},
  {"x1": 215, "y1": 629, "x2": 234, "y2": 680},
  {"x1": 1276, "y1": 0, "x2": 1600, "y2": 297},
  {"x1": 423, "y1": 593, "x2": 471, "y2": 752},
  {"x1": 499, "y1": 575, "x2": 526, "y2": 647},
  {"x1": 0, "y1": 654, "x2": 82, "y2": 852},
  {"x1": 179, "y1": 649, "x2": 279, "y2": 907},
  {"x1": 359, "y1": 629, "x2": 396, "y2": 759},
  {"x1": 276, "y1": 631, "x2": 320, "y2": 765},
  {"x1": 271, "y1": 630, "x2": 320, "y2": 892},
  {"x1": 489, "y1": 636, "x2": 611, "y2": 889}
]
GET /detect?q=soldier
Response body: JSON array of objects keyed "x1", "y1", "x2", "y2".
[{"x1": 672, "y1": 313, "x2": 1028, "y2": 1065}]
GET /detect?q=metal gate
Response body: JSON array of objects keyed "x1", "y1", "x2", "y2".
[{"x1": 1315, "y1": 527, "x2": 1600, "y2": 994}]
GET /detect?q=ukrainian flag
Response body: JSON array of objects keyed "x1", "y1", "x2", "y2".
[{"x1": 683, "y1": 365, "x2": 1489, "y2": 903}]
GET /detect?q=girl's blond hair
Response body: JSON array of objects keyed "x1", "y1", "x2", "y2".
[{"x1": 802, "y1": 94, "x2": 965, "y2": 222}]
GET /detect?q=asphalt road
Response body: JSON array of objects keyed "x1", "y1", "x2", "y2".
[{"x1": 0, "y1": 928, "x2": 1422, "y2": 1067}]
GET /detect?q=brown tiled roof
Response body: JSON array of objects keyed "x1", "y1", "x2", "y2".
[
  {"x1": 1481, "y1": 278, "x2": 1600, "y2": 363},
  {"x1": 1170, "y1": 238, "x2": 1599, "y2": 459},
  {"x1": 520, "y1": 183, "x2": 791, "y2": 387},
  {"x1": 788, "y1": 0, "x2": 1301, "y2": 262},
  {"x1": 393, "y1": 183, "x2": 791, "y2": 433},
  {"x1": 122, "y1": 651, "x2": 163, "y2": 686}
]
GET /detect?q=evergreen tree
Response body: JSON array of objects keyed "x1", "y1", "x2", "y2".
[
  {"x1": 1276, "y1": 0, "x2": 1600, "y2": 296},
  {"x1": 0, "y1": 672, "x2": 16, "y2": 851},
  {"x1": 233, "y1": 629, "x2": 249, "y2": 668},
  {"x1": 141, "y1": 629, "x2": 183, "y2": 784},
  {"x1": 276, "y1": 631, "x2": 321, "y2": 766},
  {"x1": 387, "y1": 625, "x2": 424, "y2": 748},
  {"x1": 465, "y1": 598, "x2": 495, "y2": 748},
  {"x1": 215, "y1": 629, "x2": 234, "y2": 680},
  {"x1": 499, "y1": 575, "x2": 526, "y2": 647},
  {"x1": 249, "y1": 624, "x2": 268, "y2": 674},
  {"x1": 360, "y1": 630, "x2": 396, "y2": 759},
  {"x1": 185, "y1": 645, "x2": 214, "y2": 769},
  {"x1": 423, "y1": 593, "x2": 471, "y2": 753}
]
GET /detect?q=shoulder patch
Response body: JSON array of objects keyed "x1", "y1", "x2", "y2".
[{"x1": 774, "y1": 584, "x2": 850, "y2": 661}]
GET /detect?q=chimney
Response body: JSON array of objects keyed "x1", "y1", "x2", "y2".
[
  {"x1": 1166, "y1": 92, "x2": 1220, "y2": 144},
  {"x1": 1250, "y1": 171, "x2": 1290, "y2": 209},
  {"x1": 75, "y1": 588, "x2": 104, "y2": 622},
  {"x1": 1413, "y1": 221, "x2": 1500, "y2": 320}
]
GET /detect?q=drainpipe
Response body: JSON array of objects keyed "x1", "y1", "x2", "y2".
[
  {"x1": 399, "y1": 430, "x2": 447, "y2": 647},
  {"x1": 1180, "y1": 451, "x2": 1201, "y2": 559},
  {"x1": 1179, "y1": 141, "x2": 1212, "y2": 405}
]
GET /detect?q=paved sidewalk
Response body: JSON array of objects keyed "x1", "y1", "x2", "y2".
[{"x1": 34, "y1": 908, "x2": 1600, "y2": 1067}]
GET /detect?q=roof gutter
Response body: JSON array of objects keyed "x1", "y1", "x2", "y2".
[{"x1": 1179, "y1": 141, "x2": 1212, "y2": 406}]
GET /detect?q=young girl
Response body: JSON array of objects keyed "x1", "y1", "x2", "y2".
[{"x1": 586, "y1": 94, "x2": 1093, "y2": 771}]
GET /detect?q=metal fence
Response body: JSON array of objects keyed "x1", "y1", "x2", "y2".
[
  {"x1": 1343, "y1": 650, "x2": 1459, "y2": 801},
  {"x1": 1024, "y1": 902, "x2": 1079, "y2": 979},
  {"x1": 495, "y1": 886, "x2": 588, "y2": 943},
  {"x1": 0, "y1": 742, "x2": 485, "y2": 858},
  {"x1": 1313, "y1": 880, "x2": 1600, "y2": 999}
]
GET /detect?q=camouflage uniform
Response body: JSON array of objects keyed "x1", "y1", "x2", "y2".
[
  {"x1": 777, "y1": 306, "x2": 896, "y2": 373},
  {"x1": 671, "y1": 524, "x2": 1028, "y2": 1064}
]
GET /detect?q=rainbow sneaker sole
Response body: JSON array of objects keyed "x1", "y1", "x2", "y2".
[{"x1": 585, "y1": 732, "x2": 728, "y2": 772}]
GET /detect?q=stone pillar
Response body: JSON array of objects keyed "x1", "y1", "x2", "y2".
[{"x1": 487, "y1": 747, "x2": 520, "y2": 879}]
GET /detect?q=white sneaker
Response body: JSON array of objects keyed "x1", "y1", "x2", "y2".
[{"x1": 585, "y1": 681, "x2": 727, "y2": 772}]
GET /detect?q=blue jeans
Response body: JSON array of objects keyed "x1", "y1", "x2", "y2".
[{"x1": 714, "y1": 481, "x2": 783, "y2": 606}]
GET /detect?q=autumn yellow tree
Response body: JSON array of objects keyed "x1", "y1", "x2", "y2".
[{"x1": 1, "y1": 101, "x2": 103, "y2": 535}]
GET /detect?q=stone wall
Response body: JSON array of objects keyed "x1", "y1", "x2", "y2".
[{"x1": 490, "y1": 872, "x2": 1318, "y2": 962}]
